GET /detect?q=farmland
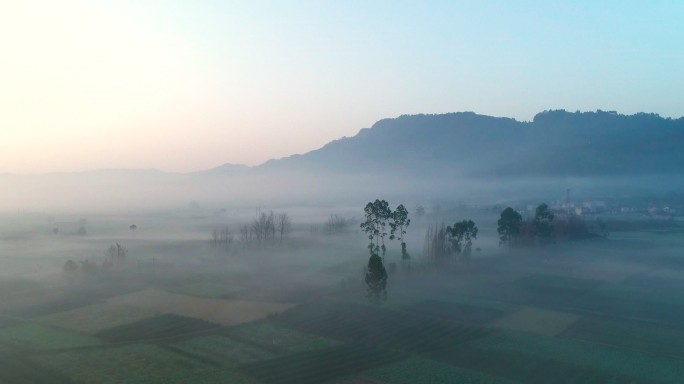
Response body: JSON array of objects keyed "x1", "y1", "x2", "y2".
[
  {"x1": 105, "y1": 289, "x2": 295, "y2": 326},
  {"x1": 1, "y1": 208, "x2": 684, "y2": 383}
]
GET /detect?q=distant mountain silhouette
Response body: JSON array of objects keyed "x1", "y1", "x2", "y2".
[
  {"x1": 2, "y1": 110, "x2": 682, "y2": 211},
  {"x1": 258, "y1": 110, "x2": 684, "y2": 177}
]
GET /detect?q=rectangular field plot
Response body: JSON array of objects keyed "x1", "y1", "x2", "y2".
[
  {"x1": 242, "y1": 344, "x2": 402, "y2": 384},
  {"x1": 106, "y1": 289, "x2": 294, "y2": 326},
  {"x1": 434, "y1": 343, "x2": 639, "y2": 384},
  {"x1": 401, "y1": 300, "x2": 506, "y2": 325},
  {"x1": 514, "y1": 275, "x2": 604, "y2": 295},
  {"x1": 95, "y1": 313, "x2": 220, "y2": 342},
  {"x1": 0, "y1": 314, "x2": 22, "y2": 328},
  {"x1": 623, "y1": 273, "x2": 684, "y2": 297},
  {"x1": 462, "y1": 331, "x2": 684, "y2": 383},
  {"x1": 560, "y1": 315, "x2": 684, "y2": 359},
  {"x1": 362, "y1": 357, "x2": 516, "y2": 384},
  {"x1": 0, "y1": 356, "x2": 75, "y2": 384},
  {"x1": 37, "y1": 303, "x2": 157, "y2": 334},
  {"x1": 0, "y1": 323, "x2": 101, "y2": 350},
  {"x1": 228, "y1": 322, "x2": 342, "y2": 353},
  {"x1": 572, "y1": 260, "x2": 650, "y2": 283},
  {"x1": 169, "y1": 281, "x2": 246, "y2": 299},
  {"x1": 169, "y1": 334, "x2": 278, "y2": 365},
  {"x1": 469, "y1": 275, "x2": 613, "y2": 315},
  {"x1": 489, "y1": 308, "x2": 579, "y2": 336},
  {"x1": 590, "y1": 283, "x2": 684, "y2": 325},
  {"x1": 275, "y1": 302, "x2": 491, "y2": 354},
  {"x1": 33, "y1": 344, "x2": 259, "y2": 384}
]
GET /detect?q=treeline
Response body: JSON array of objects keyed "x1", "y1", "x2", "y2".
[
  {"x1": 497, "y1": 204, "x2": 608, "y2": 247},
  {"x1": 308, "y1": 215, "x2": 357, "y2": 235},
  {"x1": 210, "y1": 210, "x2": 292, "y2": 253},
  {"x1": 63, "y1": 243, "x2": 128, "y2": 276}
]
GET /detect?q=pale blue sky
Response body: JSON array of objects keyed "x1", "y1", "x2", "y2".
[{"x1": 1, "y1": 1, "x2": 681, "y2": 172}]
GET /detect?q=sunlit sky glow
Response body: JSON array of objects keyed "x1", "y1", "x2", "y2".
[{"x1": 1, "y1": 1, "x2": 682, "y2": 173}]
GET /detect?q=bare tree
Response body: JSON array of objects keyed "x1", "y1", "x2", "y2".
[
  {"x1": 325, "y1": 215, "x2": 349, "y2": 235},
  {"x1": 210, "y1": 226, "x2": 234, "y2": 254},
  {"x1": 105, "y1": 243, "x2": 127, "y2": 265},
  {"x1": 277, "y1": 212, "x2": 292, "y2": 241},
  {"x1": 239, "y1": 224, "x2": 253, "y2": 244},
  {"x1": 424, "y1": 223, "x2": 449, "y2": 263},
  {"x1": 251, "y1": 210, "x2": 276, "y2": 244}
]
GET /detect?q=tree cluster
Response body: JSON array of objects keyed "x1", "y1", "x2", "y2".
[
  {"x1": 239, "y1": 210, "x2": 292, "y2": 245},
  {"x1": 104, "y1": 243, "x2": 127, "y2": 268},
  {"x1": 360, "y1": 199, "x2": 411, "y2": 302},
  {"x1": 360, "y1": 200, "x2": 411, "y2": 260},
  {"x1": 63, "y1": 243, "x2": 128, "y2": 277},
  {"x1": 497, "y1": 204, "x2": 607, "y2": 247},
  {"x1": 424, "y1": 220, "x2": 478, "y2": 264},
  {"x1": 210, "y1": 226, "x2": 234, "y2": 254},
  {"x1": 324, "y1": 215, "x2": 352, "y2": 235}
]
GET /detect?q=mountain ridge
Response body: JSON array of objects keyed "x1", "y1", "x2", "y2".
[{"x1": 257, "y1": 110, "x2": 684, "y2": 177}]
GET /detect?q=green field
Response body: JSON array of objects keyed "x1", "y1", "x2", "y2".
[
  {"x1": 0, "y1": 323, "x2": 101, "y2": 350},
  {"x1": 169, "y1": 334, "x2": 278, "y2": 366},
  {"x1": 1, "y1": 210, "x2": 684, "y2": 383},
  {"x1": 228, "y1": 321, "x2": 342, "y2": 353},
  {"x1": 362, "y1": 357, "x2": 516, "y2": 384},
  {"x1": 95, "y1": 314, "x2": 220, "y2": 342},
  {"x1": 33, "y1": 344, "x2": 258, "y2": 384}
]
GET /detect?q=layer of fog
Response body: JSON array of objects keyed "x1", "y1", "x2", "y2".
[{"x1": 1, "y1": 169, "x2": 683, "y2": 214}]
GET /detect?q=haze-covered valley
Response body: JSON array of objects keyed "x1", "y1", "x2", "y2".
[
  {"x1": 2, "y1": 110, "x2": 683, "y2": 213},
  {"x1": 2, "y1": 110, "x2": 684, "y2": 383}
]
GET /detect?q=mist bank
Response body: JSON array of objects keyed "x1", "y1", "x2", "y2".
[{"x1": 1, "y1": 169, "x2": 683, "y2": 213}]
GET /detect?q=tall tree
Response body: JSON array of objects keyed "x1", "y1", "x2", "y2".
[
  {"x1": 361, "y1": 201, "x2": 381, "y2": 254},
  {"x1": 534, "y1": 203, "x2": 555, "y2": 242},
  {"x1": 497, "y1": 207, "x2": 523, "y2": 246},
  {"x1": 390, "y1": 204, "x2": 411, "y2": 261},
  {"x1": 446, "y1": 220, "x2": 478, "y2": 258},
  {"x1": 374, "y1": 200, "x2": 392, "y2": 259}
]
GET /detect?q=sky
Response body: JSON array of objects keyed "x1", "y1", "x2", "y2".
[{"x1": 0, "y1": 0, "x2": 682, "y2": 173}]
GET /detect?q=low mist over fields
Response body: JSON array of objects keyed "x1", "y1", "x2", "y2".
[{"x1": 2, "y1": 110, "x2": 684, "y2": 383}]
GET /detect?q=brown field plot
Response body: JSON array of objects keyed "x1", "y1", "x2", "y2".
[
  {"x1": 37, "y1": 303, "x2": 158, "y2": 334},
  {"x1": 105, "y1": 289, "x2": 295, "y2": 326},
  {"x1": 489, "y1": 307, "x2": 580, "y2": 336}
]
